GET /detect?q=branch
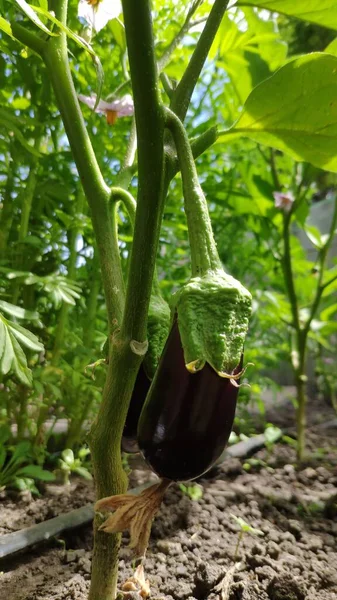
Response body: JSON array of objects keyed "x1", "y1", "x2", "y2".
[
  {"x1": 157, "y1": 0, "x2": 204, "y2": 72},
  {"x1": 170, "y1": 0, "x2": 229, "y2": 120},
  {"x1": 281, "y1": 213, "x2": 300, "y2": 333},
  {"x1": 39, "y1": 0, "x2": 125, "y2": 329},
  {"x1": 121, "y1": 0, "x2": 165, "y2": 343}
]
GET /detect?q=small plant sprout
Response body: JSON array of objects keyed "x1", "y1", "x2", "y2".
[
  {"x1": 179, "y1": 483, "x2": 203, "y2": 501},
  {"x1": 57, "y1": 447, "x2": 92, "y2": 485},
  {"x1": 230, "y1": 514, "x2": 264, "y2": 561}
]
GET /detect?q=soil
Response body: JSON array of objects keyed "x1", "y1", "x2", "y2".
[{"x1": 1, "y1": 394, "x2": 337, "y2": 600}]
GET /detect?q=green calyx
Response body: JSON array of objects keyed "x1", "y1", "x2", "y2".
[
  {"x1": 173, "y1": 269, "x2": 252, "y2": 376},
  {"x1": 143, "y1": 292, "x2": 171, "y2": 378}
]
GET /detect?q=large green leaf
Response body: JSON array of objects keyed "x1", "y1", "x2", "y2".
[
  {"x1": 236, "y1": 1, "x2": 337, "y2": 31},
  {"x1": 0, "y1": 299, "x2": 39, "y2": 321},
  {"x1": 220, "y1": 53, "x2": 337, "y2": 172}
]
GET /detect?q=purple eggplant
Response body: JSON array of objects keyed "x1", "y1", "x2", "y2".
[
  {"x1": 137, "y1": 321, "x2": 242, "y2": 481},
  {"x1": 122, "y1": 365, "x2": 152, "y2": 453}
]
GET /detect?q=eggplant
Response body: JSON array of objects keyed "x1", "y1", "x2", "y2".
[
  {"x1": 137, "y1": 321, "x2": 242, "y2": 481},
  {"x1": 121, "y1": 365, "x2": 152, "y2": 453}
]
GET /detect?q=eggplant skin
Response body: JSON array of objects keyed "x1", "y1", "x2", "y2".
[
  {"x1": 137, "y1": 321, "x2": 241, "y2": 481},
  {"x1": 122, "y1": 365, "x2": 152, "y2": 454}
]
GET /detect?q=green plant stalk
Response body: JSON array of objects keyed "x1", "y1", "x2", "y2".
[
  {"x1": 51, "y1": 188, "x2": 84, "y2": 365},
  {"x1": 165, "y1": 108, "x2": 221, "y2": 276},
  {"x1": 88, "y1": 0, "x2": 166, "y2": 597},
  {"x1": 0, "y1": 143, "x2": 16, "y2": 254},
  {"x1": 11, "y1": 136, "x2": 42, "y2": 306},
  {"x1": 170, "y1": 0, "x2": 229, "y2": 120}
]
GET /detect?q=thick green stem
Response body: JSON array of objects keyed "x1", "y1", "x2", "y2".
[
  {"x1": 89, "y1": 1, "x2": 166, "y2": 598},
  {"x1": 165, "y1": 108, "x2": 221, "y2": 276},
  {"x1": 170, "y1": 0, "x2": 229, "y2": 120},
  {"x1": 120, "y1": 0, "x2": 165, "y2": 343}
]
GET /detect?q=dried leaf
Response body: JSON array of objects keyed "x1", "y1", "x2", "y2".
[{"x1": 95, "y1": 480, "x2": 171, "y2": 557}]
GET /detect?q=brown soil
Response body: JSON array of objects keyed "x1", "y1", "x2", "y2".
[{"x1": 1, "y1": 396, "x2": 337, "y2": 600}]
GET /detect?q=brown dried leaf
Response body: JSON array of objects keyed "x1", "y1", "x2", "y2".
[{"x1": 95, "y1": 480, "x2": 171, "y2": 557}]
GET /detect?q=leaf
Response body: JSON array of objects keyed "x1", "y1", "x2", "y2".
[
  {"x1": 0, "y1": 16, "x2": 15, "y2": 39},
  {"x1": 74, "y1": 466, "x2": 93, "y2": 480},
  {"x1": 9, "y1": 331, "x2": 33, "y2": 386},
  {"x1": 9, "y1": 321, "x2": 44, "y2": 352},
  {"x1": 0, "y1": 116, "x2": 41, "y2": 157},
  {"x1": 0, "y1": 299, "x2": 39, "y2": 321},
  {"x1": 320, "y1": 303, "x2": 337, "y2": 321},
  {"x1": 0, "y1": 326, "x2": 14, "y2": 375},
  {"x1": 16, "y1": 465, "x2": 56, "y2": 481},
  {"x1": 222, "y1": 53, "x2": 337, "y2": 173},
  {"x1": 304, "y1": 225, "x2": 325, "y2": 249},
  {"x1": 14, "y1": 0, "x2": 57, "y2": 36},
  {"x1": 61, "y1": 449, "x2": 74, "y2": 465},
  {"x1": 236, "y1": 0, "x2": 337, "y2": 31}
]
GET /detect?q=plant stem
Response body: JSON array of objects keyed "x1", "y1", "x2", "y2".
[
  {"x1": 170, "y1": 0, "x2": 229, "y2": 120},
  {"x1": 120, "y1": 0, "x2": 165, "y2": 343},
  {"x1": 0, "y1": 143, "x2": 16, "y2": 255},
  {"x1": 165, "y1": 108, "x2": 221, "y2": 276},
  {"x1": 51, "y1": 188, "x2": 84, "y2": 365},
  {"x1": 89, "y1": 0, "x2": 166, "y2": 597},
  {"x1": 40, "y1": 0, "x2": 124, "y2": 331},
  {"x1": 85, "y1": 248, "x2": 101, "y2": 349}
]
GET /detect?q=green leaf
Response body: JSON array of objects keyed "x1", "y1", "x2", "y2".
[
  {"x1": 304, "y1": 225, "x2": 325, "y2": 249},
  {"x1": 8, "y1": 321, "x2": 44, "y2": 352},
  {"x1": 236, "y1": 0, "x2": 337, "y2": 30},
  {"x1": 325, "y1": 38, "x2": 337, "y2": 55},
  {"x1": 0, "y1": 326, "x2": 14, "y2": 375},
  {"x1": 8, "y1": 331, "x2": 33, "y2": 386},
  {"x1": 14, "y1": 0, "x2": 57, "y2": 36},
  {"x1": 110, "y1": 18, "x2": 126, "y2": 51},
  {"x1": 223, "y1": 53, "x2": 337, "y2": 173},
  {"x1": 0, "y1": 299, "x2": 39, "y2": 321},
  {"x1": 0, "y1": 116, "x2": 41, "y2": 157},
  {"x1": 16, "y1": 465, "x2": 56, "y2": 481},
  {"x1": 74, "y1": 466, "x2": 93, "y2": 480},
  {"x1": 0, "y1": 16, "x2": 15, "y2": 39},
  {"x1": 320, "y1": 303, "x2": 337, "y2": 321},
  {"x1": 61, "y1": 449, "x2": 74, "y2": 465}
]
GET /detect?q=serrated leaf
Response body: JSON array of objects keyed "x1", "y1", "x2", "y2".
[
  {"x1": 236, "y1": 0, "x2": 337, "y2": 30},
  {"x1": 14, "y1": 0, "x2": 57, "y2": 36},
  {"x1": 222, "y1": 53, "x2": 337, "y2": 173}
]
